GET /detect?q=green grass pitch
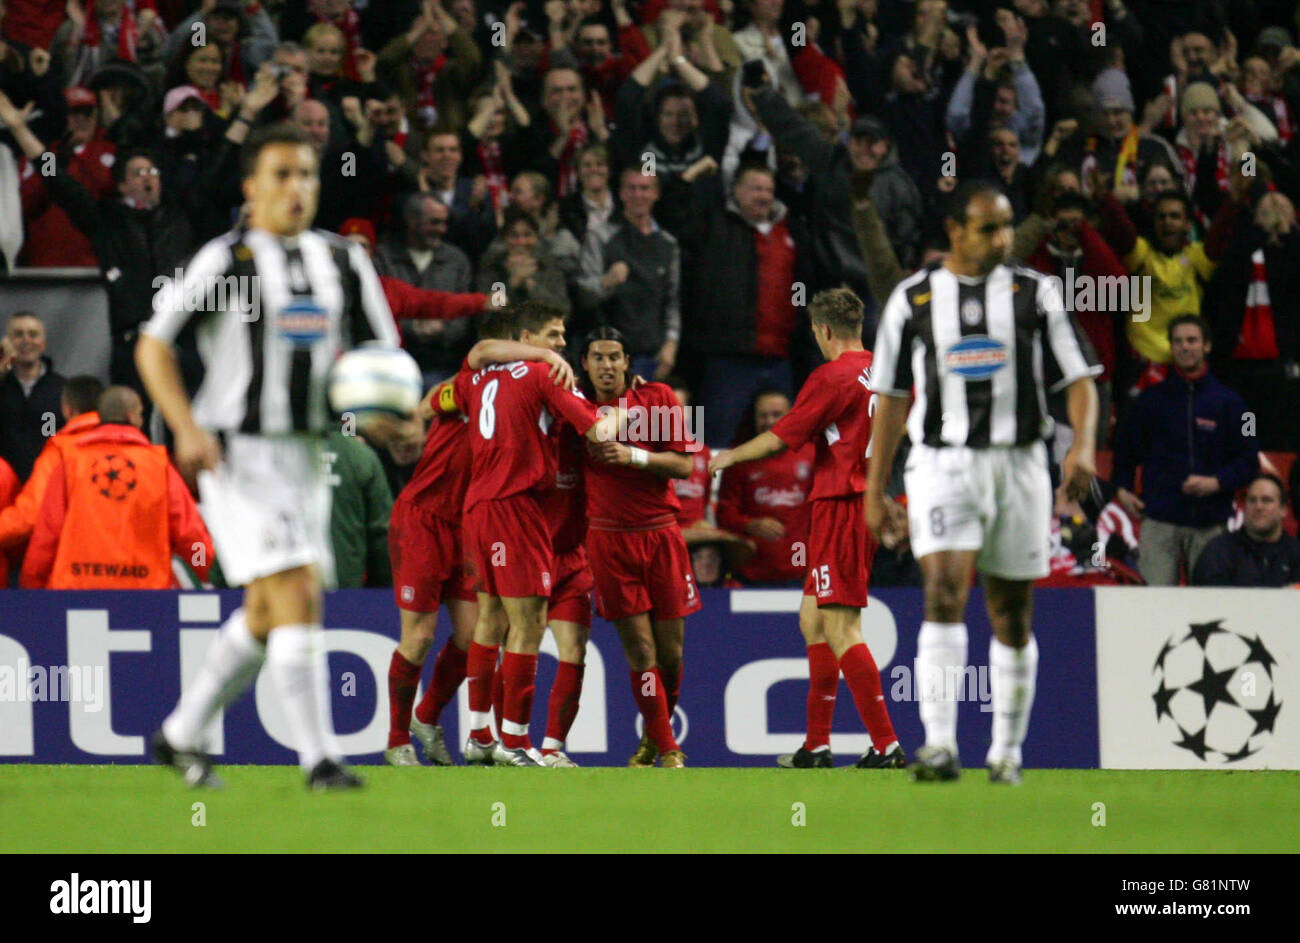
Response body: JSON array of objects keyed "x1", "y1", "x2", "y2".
[{"x1": 2, "y1": 766, "x2": 1297, "y2": 853}]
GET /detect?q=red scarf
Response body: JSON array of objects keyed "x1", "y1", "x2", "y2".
[
  {"x1": 1246, "y1": 91, "x2": 1294, "y2": 144},
  {"x1": 1234, "y1": 248, "x2": 1280, "y2": 359},
  {"x1": 1177, "y1": 137, "x2": 1228, "y2": 228},
  {"x1": 413, "y1": 54, "x2": 447, "y2": 130},
  {"x1": 225, "y1": 39, "x2": 246, "y2": 86},
  {"x1": 82, "y1": 0, "x2": 152, "y2": 61},
  {"x1": 477, "y1": 139, "x2": 508, "y2": 211},
  {"x1": 555, "y1": 121, "x2": 588, "y2": 197}
]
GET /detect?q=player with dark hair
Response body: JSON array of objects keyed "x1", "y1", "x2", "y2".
[
  {"x1": 449, "y1": 308, "x2": 620, "y2": 766},
  {"x1": 139, "y1": 124, "x2": 414, "y2": 790},
  {"x1": 867, "y1": 182, "x2": 1100, "y2": 784},
  {"x1": 711, "y1": 288, "x2": 904, "y2": 769},
  {"x1": 579, "y1": 327, "x2": 700, "y2": 768}
]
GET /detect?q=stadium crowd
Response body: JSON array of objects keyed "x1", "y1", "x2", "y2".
[{"x1": 1, "y1": 0, "x2": 1299, "y2": 591}]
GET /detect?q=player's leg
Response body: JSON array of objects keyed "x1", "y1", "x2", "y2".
[
  {"x1": 540, "y1": 618, "x2": 589, "y2": 765},
  {"x1": 385, "y1": 608, "x2": 437, "y2": 765},
  {"x1": 914, "y1": 548, "x2": 978, "y2": 768},
  {"x1": 777, "y1": 596, "x2": 836, "y2": 768},
  {"x1": 615, "y1": 612, "x2": 680, "y2": 764},
  {"x1": 820, "y1": 603, "x2": 903, "y2": 765},
  {"x1": 982, "y1": 576, "x2": 1035, "y2": 784},
  {"x1": 410, "y1": 597, "x2": 475, "y2": 765},
  {"x1": 156, "y1": 596, "x2": 266, "y2": 787},
  {"x1": 642, "y1": 528, "x2": 699, "y2": 767},
  {"x1": 650, "y1": 617, "x2": 684, "y2": 712},
  {"x1": 464, "y1": 592, "x2": 507, "y2": 759},
  {"x1": 252, "y1": 563, "x2": 361, "y2": 788},
  {"x1": 495, "y1": 594, "x2": 549, "y2": 764},
  {"x1": 976, "y1": 443, "x2": 1052, "y2": 784}
]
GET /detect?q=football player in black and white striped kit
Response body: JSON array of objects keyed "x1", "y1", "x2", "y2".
[
  {"x1": 865, "y1": 182, "x2": 1102, "y2": 784},
  {"x1": 138, "y1": 125, "x2": 413, "y2": 790}
]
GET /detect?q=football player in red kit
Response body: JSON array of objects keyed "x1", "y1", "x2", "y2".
[
  {"x1": 716, "y1": 390, "x2": 814, "y2": 585},
  {"x1": 501, "y1": 301, "x2": 599, "y2": 768},
  {"x1": 451, "y1": 308, "x2": 619, "y2": 766},
  {"x1": 385, "y1": 318, "x2": 579, "y2": 766},
  {"x1": 580, "y1": 328, "x2": 700, "y2": 768},
  {"x1": 710, "y1": 289, "x2": 904, "y2": 770}
]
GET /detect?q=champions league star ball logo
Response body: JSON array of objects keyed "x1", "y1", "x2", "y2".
[
  {"x1": 90, "y1": 453, "x2": 138, "y2": 501},
  {"x1": 1152, "y1": 620, "x2": 1283, "y2": 763}
]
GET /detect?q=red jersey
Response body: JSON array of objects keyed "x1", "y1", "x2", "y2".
[
  {"x1": 717, "y1": 444, "x2": 815, "y2": 583},
  {"x1": 453, "y1": 360, "x2": 600, "y2": 512},
  {"x1": 770, "y1": 349, "x2": 876, "y2": 500},
  {"x1": 673, "y1": 447, "x2": 712, "y2": 527},
  {"x1": 584, "y1": 383, "x2": 698, "y2": 532},
  {"x1": 539, "y1": 423, "x2": 588, "y2": 553},
  {"x1": 397, "y1": 413, "x2": 471, "y2": 523}
]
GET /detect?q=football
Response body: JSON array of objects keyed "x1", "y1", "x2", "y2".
[{"x1": 328, "y1": 344, "x2": 423, "y2": 419}]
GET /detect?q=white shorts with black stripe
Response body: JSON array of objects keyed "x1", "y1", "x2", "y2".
[
  {"x1": 197, "y1": 433, "x2": 335, "y2": 588},
  {"x1": 903, "y1": 441, "x2": 1052, "y2": 580}
]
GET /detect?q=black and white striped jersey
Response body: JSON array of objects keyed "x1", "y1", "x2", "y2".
[
  {"x1": 143, "y1": 226, "x2": 400, "y2": 434},
  {"x1": 869, "y1": 261, "x2": 1102, "y2": 448}
]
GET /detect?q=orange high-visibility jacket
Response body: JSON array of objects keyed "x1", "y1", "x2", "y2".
[
  {"x1": 0, "y1": 411, "x2": 100, "y2": 553},
  {"x1": 20, "y1": 423, "x2": 214, "y2": 589}
]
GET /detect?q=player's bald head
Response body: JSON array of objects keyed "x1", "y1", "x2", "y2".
[{"x1": 97, "y1": 386, "x2": 144, "y2": 427}]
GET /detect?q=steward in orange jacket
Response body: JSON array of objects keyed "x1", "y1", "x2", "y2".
[
  {"x1": 0, "y1": 374, "x2": 106, "y2": 555},
  {"x1": 20, "y1": 388, "x2": 213, "y2": 589}
]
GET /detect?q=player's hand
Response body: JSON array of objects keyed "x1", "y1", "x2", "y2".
[
  {"x1": 589, "y1": 440, "x2": 632, "y2": 465},
  {"x1": 707, "y1": 449, "x2": 736, "y2": 476},
  {"x1": 1061, "y1": 446, "x2": 1095, "y2": 503},
  {"x1": 1116, "y1": 486, "x2": 1145, "y2": 518},
  {"x1": 361, "y1": 412, "x2": 424, "y2": 451},
  {"x1": 745, "y1": 517, "x2": 785, "y2": 540},
  {"x1": 1181, "y1": 474, "x2": 1220, "y2": 497},
  {"x1": 542, "y1": 349, "x2": 576, "y2": 389},
  {"x1": 882, "y1": 497, "x2": 910, "y2": 551},
  {"x1": 174, "y1": 425, "x2": 223, "y2": 484},
  {"x1": 864, "y1": 487, "x2": 896, "y2": 543}
]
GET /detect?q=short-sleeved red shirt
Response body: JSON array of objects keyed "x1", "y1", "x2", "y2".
[
  {"x1": 770, "y1": 349, "x2": 876, "y2": 500},
  {"x1": 539, "y1": 423, "x2": 588, "y2": 554},
  {"x1": 584, "y1": 383, "x2": 699, "y2": 532},
  {"x1": 453, "y1": 360, "x2": 600, "y2": 512},
  {"x1": 396, "y1": 413, "x2": 471, "y2": 523}
]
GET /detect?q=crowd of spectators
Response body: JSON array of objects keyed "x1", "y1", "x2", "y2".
[{"x1": 2, "y1": 0, "x2": 1299, "y2": 589}]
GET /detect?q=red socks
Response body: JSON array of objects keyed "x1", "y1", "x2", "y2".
[
  {"x1": 386, "y1": 651, "x2": 421, "y2": 749},
  {"x1": 465, "y1": 641, "x2": 499, "y2": 744},
  {"x1": 413, "y1": 639, "x2": 467, "y2": 727},
  {"x1": 630, "y1": 668, "x2": 679, "y2": 753},
  {"x1": 542, "y1": 662, "x2": 584, "y2": 752},
  {"x1": 803, "y1": 642, "x2": 838, "y2": 752},
  {"x1": 499, "y1": 652, "x2": 539, "y2": 750},
  {"x1": 839, "y1": 643, "x2": 899, "y2": 753},
  {"x1": 660, "y1": 662, "x2": 681, "y2": 713}
]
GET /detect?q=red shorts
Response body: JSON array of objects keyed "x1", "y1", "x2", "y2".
[
  {"x1": 587, "y1": 525, "x2": 702, "y2": 622},
  {"x1": 548, "y1": 545, "x2": 594, "y2": 626},
  {"x1": 389, "y1": 499, "x2": 476, "y2": 612},
  {"x1": 803, "y1": 495, "x2": 875, "y2": 608},
  {"x1": 464, "y1": 493, "x2": 554, "y2": 599}
]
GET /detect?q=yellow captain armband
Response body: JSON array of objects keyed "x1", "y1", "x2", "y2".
[{"x1": 435, "y1": 381, "x2": 460, "y2": 415}]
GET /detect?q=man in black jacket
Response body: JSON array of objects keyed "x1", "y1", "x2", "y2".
[
  {"x1": 678, "y1": 164, "x2": 815, "y2": 447},
  {"x1": 1193, "y1": 474, "x2": 1300, "y2": 587},
  {"x1": 0, "y1": 312, "x2": 64, "y2": 482}
]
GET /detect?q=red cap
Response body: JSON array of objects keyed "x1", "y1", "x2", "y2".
[{"x1": 65, "y1": 87, "x2": 97, "y2": 109}]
